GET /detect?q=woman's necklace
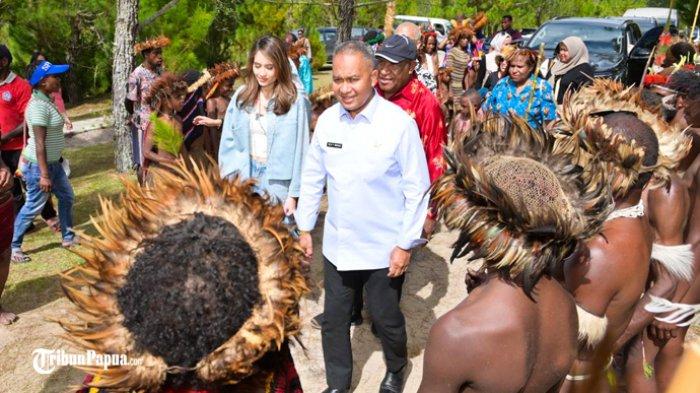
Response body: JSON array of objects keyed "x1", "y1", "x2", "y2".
[{"x1": 256, "y1": 91, "x2": 271, "y2": 119}]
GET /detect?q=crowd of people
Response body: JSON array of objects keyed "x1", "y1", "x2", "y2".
[{"x1": 1, "y1": 11, "x2": 700, "y2": 393}]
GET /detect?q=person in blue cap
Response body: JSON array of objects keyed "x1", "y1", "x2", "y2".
[{"x1": 10, "y1": 60, "x2": 75, "y2": 263}]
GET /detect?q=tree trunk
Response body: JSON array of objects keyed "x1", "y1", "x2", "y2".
[
  {"x1": 338, "y1": 0, "x2": 355, "y2": 43},
  {"x1": 112, "y1": 0, "x2": 139, "y2": 173},
  {"x1": 65, "y1": 13, "x2": 83, "y2": 105}
]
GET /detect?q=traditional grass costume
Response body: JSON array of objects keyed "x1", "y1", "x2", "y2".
[
  {"x1": 554, "y1": 79, "x2": 692, "y2": 349},
  {"x1": 60, "y1": 160, "x2": 308, "y2": 392}
]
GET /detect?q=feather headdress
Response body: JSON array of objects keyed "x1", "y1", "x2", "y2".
[
  {"x1": 205, "y1": 62, "x2": 240, "y2": 99},
  {"x1": 309, "y1": 84, "x2": 334, "y2": 107},
  {"x1": 556, "y1": 79, "x2": 691, "y2": 198},
  {"x1": 432, "y1": 114, "x2": 612, "y2": 293},
  {"x1": 57, "y1": 159, "x2": 309, "y2": 390},
  {"x1": 134, "y1": 35, "x2": 171, "y2": 55},
  {"x1": 448, "y1": 12, "x2": 487, "y2": 42}
]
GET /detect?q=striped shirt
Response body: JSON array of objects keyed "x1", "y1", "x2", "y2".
[{"x1": 24, "y1": 90, "x2": 65, "y2": 163}]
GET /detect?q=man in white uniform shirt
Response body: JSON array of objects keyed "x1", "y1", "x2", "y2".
[{"x1": 295, "y1": 41, "x2": 430, "y2": 393}]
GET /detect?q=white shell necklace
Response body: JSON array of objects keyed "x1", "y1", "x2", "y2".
[{"x1": 606, "y1": 199, "x2": 645, "y2": 221}]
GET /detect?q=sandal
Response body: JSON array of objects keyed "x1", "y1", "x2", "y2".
[
  {"x1": 62, "y1": 238, "x2": 80, "y2": 248},
  {"x1": 44, "y1": 217, "x2": 61, "y2": 233},
  {"x1": 0, "y1": 307, "x2": 17, "y2": 325},
  {"x1": 11, "y1": 250, "x2": 31, "y2": 264}
]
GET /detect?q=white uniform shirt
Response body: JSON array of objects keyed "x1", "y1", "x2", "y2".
[{"x1": 295, "y1": 93, "x2": 430, "y2": 271}]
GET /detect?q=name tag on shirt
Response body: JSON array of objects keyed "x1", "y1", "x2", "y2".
[{"x1": 327, "y1": 142, "x2": 343, "y2": 149}]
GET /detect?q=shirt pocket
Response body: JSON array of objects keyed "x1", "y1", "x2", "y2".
[{"x1": 361, "y1": 142, "x2": 398, "y2": 183}]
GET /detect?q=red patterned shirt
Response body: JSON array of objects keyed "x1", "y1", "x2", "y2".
[{"x1": 377, "y1": 75, "x2": 447, "y2": 183}]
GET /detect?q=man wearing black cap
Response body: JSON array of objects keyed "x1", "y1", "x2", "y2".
[{"x1": 375, "y1": 34, "x2": 446, "y2": 238}]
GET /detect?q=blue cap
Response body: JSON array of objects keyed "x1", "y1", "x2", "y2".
[{"x1": 29, "y1": 61, "x2": 70, "y2": 87}]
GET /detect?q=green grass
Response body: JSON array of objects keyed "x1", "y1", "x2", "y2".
[{"x1": 3, "y1": 142, "x2": 128, "y2": 314}]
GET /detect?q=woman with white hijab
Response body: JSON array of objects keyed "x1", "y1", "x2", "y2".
[
  {"x1": 546, "y1": 36, "x2": 594, "y2": 104},
  {"x1": 485, "y1": 32, "x2": 511, "y2": 73}
]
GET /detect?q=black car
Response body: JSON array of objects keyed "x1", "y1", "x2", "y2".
[
  {"x1": 318, "y1": 26, "x2": 373, "y2": 63},
  {"x1": 526, "y1": 17, "x2": 645, "y2": 85}
]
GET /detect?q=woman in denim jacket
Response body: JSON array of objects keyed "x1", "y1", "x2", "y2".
[{"x1": 219, "y1": 36, "x2": 309, "y2": 217}]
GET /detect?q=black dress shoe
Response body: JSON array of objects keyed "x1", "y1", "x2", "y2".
[
  {"x1": 379, "y1": 369, "x2": 405, "y2": 393},
  {"x1": 322, "y1": 388, "x2": 348, "y2": 393}
]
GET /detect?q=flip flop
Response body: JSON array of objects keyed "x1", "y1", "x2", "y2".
[
  {"x1": 62, "y1": 239, "x2": 80, "y2": 248},
  {"x1": 10, "y1": 250, "x2": 31, "y2": 264},
  {"x1": 0, "y1": 309, "x2": 18, "y2": 325}
]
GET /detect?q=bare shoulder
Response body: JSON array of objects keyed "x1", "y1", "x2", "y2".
[
  {"x1": 564, "y1": 236, "x2": 623, "y2": 292},
  {"x1": 429, "y1": 297, "x2": 523, "y2": 357}
]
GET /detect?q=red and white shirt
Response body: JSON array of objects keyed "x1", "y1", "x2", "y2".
[{"x1": 0, "y1": 72, "x2": 32, "y2": 151}]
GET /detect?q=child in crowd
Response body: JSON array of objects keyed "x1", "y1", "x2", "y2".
[
  {"x1": 449, "y1": 89, "x2": 482, "y2": 141},
  {"x1": 199, "y1": 63, "x2": 239, "y2": 160},
  {"x1": 141, "y1": 72, "x2": 187, "y2": 180},
  {"x1": 436, "y1": 66, "x2": 452, "y2": 123}
]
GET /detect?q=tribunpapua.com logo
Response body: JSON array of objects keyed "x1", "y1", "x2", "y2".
[{"x1": 33, "y1": 348, "x2": 143, "y2": 375}]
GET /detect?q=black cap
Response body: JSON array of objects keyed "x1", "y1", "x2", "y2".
[
  {"x1": 375, "y1": 34, "x2": 417, "y2": 63},
  {"x1": 0, "y1": 45, "x2": 12, "y2": 64}
]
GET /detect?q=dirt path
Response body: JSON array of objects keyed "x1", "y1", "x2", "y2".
[{"x1": 1, "y1": 214, "x2": 697, "y2": 392}]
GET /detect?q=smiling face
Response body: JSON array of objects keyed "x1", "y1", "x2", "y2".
[
  {"x1": 557, "y1": 44, "x2": 571, "y2": 63},
  {"x1": 499, "y1": 59, "x2": 509, "y2": 73},
  {"x1": 377, "y1": 59, "x2": 413, "y2": 98},
  {"x1": 332, "y1": 51, "x2": 377, "y2": 117},
  {"x1": 252, "y1": 50, "x2": 278, "y2": 89}
]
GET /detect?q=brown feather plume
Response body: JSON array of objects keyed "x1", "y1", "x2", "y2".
[
  {"x1": 58, "y1": 158, "x2": 309, "y2": 390},
  {"x1": 133, "y1": 35, "x2": 171, "y2": 55},
  {"x1": 556, "y1": 79, "x2": 691, "y2": 197},
  {"x1": 432, "y1": 114, "x2": 612, "y2": 292}
]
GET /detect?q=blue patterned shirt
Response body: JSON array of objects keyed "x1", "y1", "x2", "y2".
[{"x1": 483, "y1": 76, "x2": 557, "y2": 128}]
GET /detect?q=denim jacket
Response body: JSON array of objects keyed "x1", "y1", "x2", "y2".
[{"x1": 219, "y1": 87, "x2": 310, "y2": 197}]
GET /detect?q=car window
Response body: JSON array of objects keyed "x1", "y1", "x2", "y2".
[
  {"x1": 635, "y1": 26, "x2": 662, "y2": 51},
  {"x1": 529, "y1": 23, "x2": 624, "y2": 55},
  {"x1": 434, "y1": 23, "x2": 445, "y2": 35},
  {"x1": 323, "y1": 31, "x2": 337, "y2": 43},
  {"x1": 626, "y1": 27, "x2": 638, "y2": 48}
]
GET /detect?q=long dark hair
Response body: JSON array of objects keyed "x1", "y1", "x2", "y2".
[
  {"x1": 237, "y1": 36, "x2": 297, "y2": 116},
  {"x1": 418, "y1": 31, "x2": 437, "y2": 63}
]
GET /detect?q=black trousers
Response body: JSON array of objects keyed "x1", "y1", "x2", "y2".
[
  {"x1": 1, "y1": 150, "x2": 57, "y2": 219},
  {"x1": 322, "y1": 257, "x2": 407, "y2": 389}
]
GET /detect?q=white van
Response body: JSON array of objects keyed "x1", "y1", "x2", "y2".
[
  {"x1": 623, "y1": 8, "x2": 678, "y2": 27},
  {"x1": 394, "y1": 15, "x2": 452, "y2": 39}
]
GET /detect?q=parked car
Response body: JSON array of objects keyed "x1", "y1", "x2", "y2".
[
  {"x1": 394, "y1": 15, "x2": 452, "y2": 40},
  {"x1": 520, "y1": 28, "x2": 537, "y2": 44},
  {"x1": 318, "y1": 26, "x2": 373, "y2": 63},
  {"x1": 624, "y1": 7, "x2": 678, "y2": 28},
  {"x1": 607, "y1": 16, "x2": 659, "y2": 35},
  {"x1": 526, "y1": 17, "x2": 644, "y2": 85}
]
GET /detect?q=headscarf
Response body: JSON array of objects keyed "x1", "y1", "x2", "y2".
[{"x1": 549, "y1": 36, "x2": 589, "y2": 81}]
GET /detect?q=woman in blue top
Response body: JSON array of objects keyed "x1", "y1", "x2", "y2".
[
  {"x1": 483, "y1": 48, "x2": 557, "y2": 128},
  {"x1": 219, "y1": 36, "x2": 309, "y2": 217}
]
